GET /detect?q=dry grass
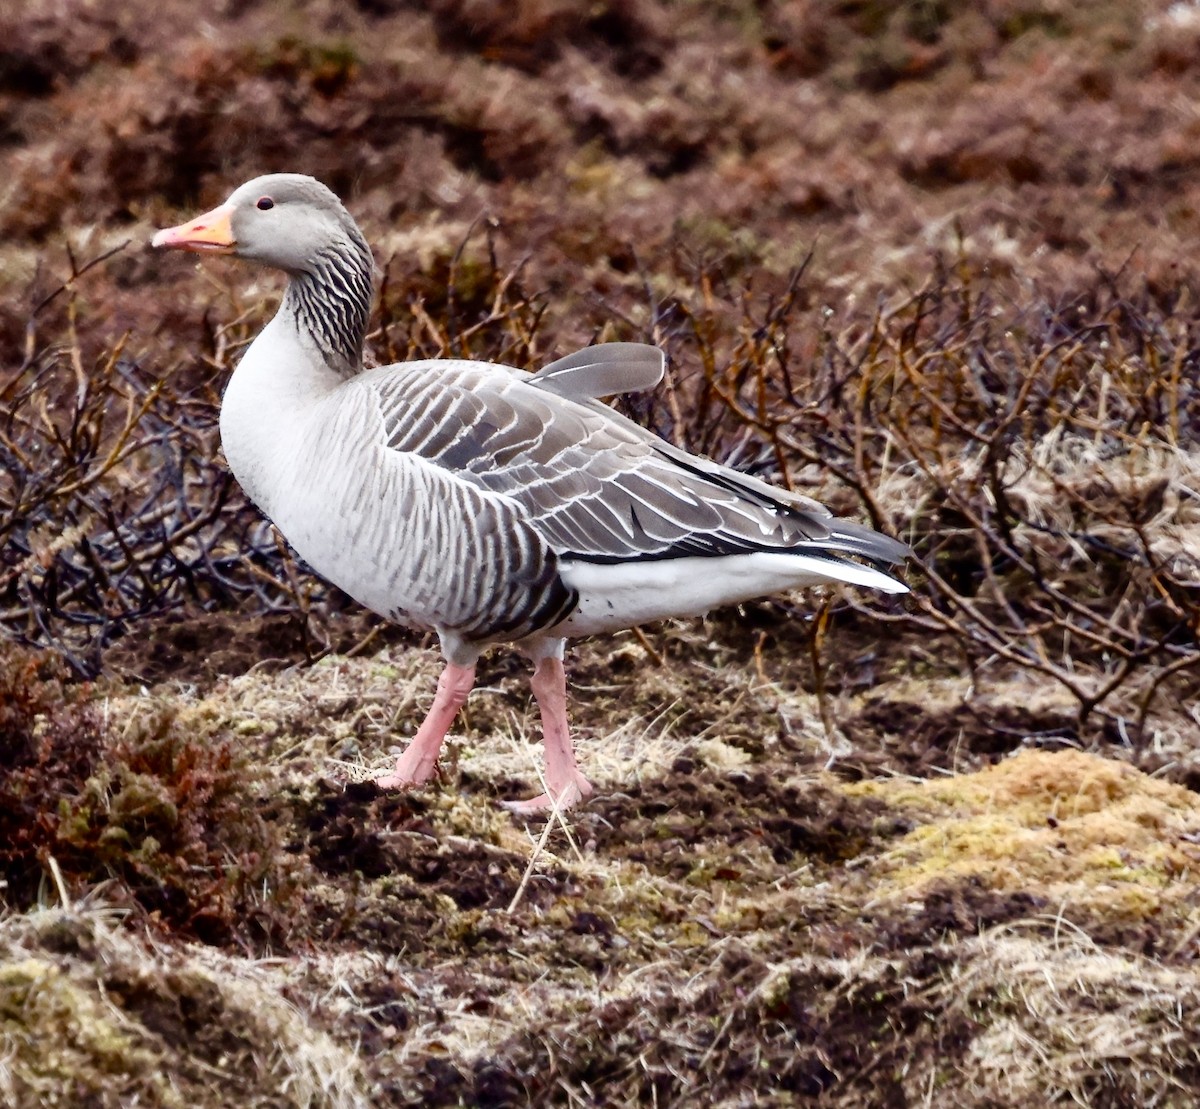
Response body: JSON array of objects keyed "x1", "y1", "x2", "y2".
[
  {"x1": 2, "y1": 649, "x2": 1187, "y2": 1105},
  {"x1": 6, "y1": 899, "x2": 1197, "y2": 1108},
  {"x1": 927, "y1": 923, "x2": 1200, "y2": 1107}
]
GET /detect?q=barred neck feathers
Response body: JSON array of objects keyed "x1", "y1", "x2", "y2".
[{"x1": 284, "y1": 234, "x2": 374, "y2": 378}]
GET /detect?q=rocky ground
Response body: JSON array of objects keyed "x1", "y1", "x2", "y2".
[{"x1": 5, "y1": 1, "x2": 1200, "y2": 1105}]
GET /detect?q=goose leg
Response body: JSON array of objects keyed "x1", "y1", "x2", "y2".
[
  {"x1": 374, "y1": 662, "x2": 476, "y2": 789},
  {"x1": 503, "y1": 656, "x2": 594, "y2": 814}
]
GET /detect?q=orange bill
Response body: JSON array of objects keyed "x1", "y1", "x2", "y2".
[{"x1": 151, "y1": 203, "x2": 236, "y2": 253}]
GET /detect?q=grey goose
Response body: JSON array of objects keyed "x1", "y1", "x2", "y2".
[{"x1": 152, "y1": 173, "x2": 909, "y2": 813}]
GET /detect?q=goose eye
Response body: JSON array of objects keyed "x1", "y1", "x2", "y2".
[{"x1": 256, "y1": 196, "x2": 275, "y2": 211}]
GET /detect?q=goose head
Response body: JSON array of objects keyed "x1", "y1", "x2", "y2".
[
  {"x1": 153, "y1": 173, "x2": 375, "y2": 375},
  {"x1": 152, "y1": 173, "x2": 368, "y2": 276}
]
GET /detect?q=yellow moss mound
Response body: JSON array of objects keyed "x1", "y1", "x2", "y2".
[
  {"x1": 845, "y1": 750, "x2": 1200, "y2": 921},
  {"x1": 0, "y1": 909, "x2": 364, "y2": 1108}
]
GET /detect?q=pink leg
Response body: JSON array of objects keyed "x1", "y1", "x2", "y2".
[
  {"x1": 374, "y1": 662, "x2": 475, "y2": 789},
  {"x1": 503, "y1": 656, "x2": 594, "y2": 814}
]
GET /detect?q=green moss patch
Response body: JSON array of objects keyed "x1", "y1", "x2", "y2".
[
  {"x1": 0, "y1": 908, "x2": 362, "y2": 1108},
  {"x1": 845, "y1": 749, "x2": 1200, "y2": 928}
]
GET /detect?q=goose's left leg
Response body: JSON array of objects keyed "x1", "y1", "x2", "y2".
[{"x1": 504, "y1": 641, "x2": 594, "y2": 814}]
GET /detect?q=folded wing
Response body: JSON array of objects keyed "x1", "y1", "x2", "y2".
[{"x1": 367, "y1": 351, "x2": 908, "y2": 574}]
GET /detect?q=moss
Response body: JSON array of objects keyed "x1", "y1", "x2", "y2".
[
  {"x1": 0, "y1": 910, "x2": 366, "y2": 1106},
  {"x1": 843, "y1": 750, "x2": 1200, "y2": 924},
  {"x1": 0, "y1": 957, "x2": 170, "y2": 1104},
  {"x1": 0, "y1": 645, "x2": 300, "y2": 945}
]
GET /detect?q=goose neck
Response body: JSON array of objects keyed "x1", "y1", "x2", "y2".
[{"x1": 280, "y1": 238, "x2": 374, "y2": 379}]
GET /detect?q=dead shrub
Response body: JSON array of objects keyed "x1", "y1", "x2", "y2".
[
  {"x1": 8, "y1": 231, "x2": 1200, "y2": 752},
  {"x1": 0, "y1": 245, "x2": 322, "y2": 674},
  {"x1": 639, "y1": 252, "x2": 1200, "y2": 745}
]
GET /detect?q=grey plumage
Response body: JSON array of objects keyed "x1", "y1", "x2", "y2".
[
  {"x1": 371, "y1": 358, "x2": 907, "y2": 574},
  {"x1": 527, "y1": 342, "x2": 665, "y2": 401}
]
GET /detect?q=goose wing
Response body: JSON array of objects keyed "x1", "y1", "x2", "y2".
[
  {"x1": 366, "y1": 356, "x2": 908, "y2": 571},
  {"x1": 526, "y1": 342, "x2": 664, "y2": 401}
]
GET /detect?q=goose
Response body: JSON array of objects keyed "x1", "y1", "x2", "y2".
[{"x1": 152, "y1": 173, "x2": 909, "y2": 813}]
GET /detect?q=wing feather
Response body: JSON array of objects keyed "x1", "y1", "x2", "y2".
[
  {"x1": 365, "y1": 357, "x2": 909, "y2": 572},
  {"x1": 528, "y1": 342, "x2": 664, "y2": 401}
]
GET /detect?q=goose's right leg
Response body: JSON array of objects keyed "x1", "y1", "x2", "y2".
[
  {"x1": 502, "y1": 653, "x2": 594, "y2": 814},
  {"x1": 374, "y1": 661, "x2": 476, "y2": 788}
]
